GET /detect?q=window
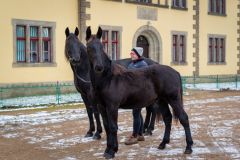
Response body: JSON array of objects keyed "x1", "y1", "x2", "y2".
[
  {"x1": 12, "y1": 19, "x2": 56, "y2": 67},
  {"x1": 208, "y1": 0, "x2": 226, "y2": 15},
  {"x1": 42, "y1": 27, "x2": 51, "y2": 62},
  {"x1": 136, "y1": 0, "x2": 152, "y2": 3},
  {"x1": 172, "y1": 32, "x2": 187, "y2": 64},
  {"x1": 16, "y1": 26, "x2": 26, "y2": 62},
  {"x1": 111, "y1": 31, "x2": 118, "y2": 60},
  {"x1": 102, "y1": 31, "x2": 109, "y2": 53},
  {"x1": 101, "y1": 30, "x2": 119, "y2": 60},
  {"x1": 172, "y1": 0, "x2": 186, "y2": 8},
  {"x1": 30, "y1": 26, "x2": 39, "y2": 63},
  {"x1": 100, "y1": 26, "x2": 122, "y2": 60},
  {"x1": 208, "y1": 35, "x2": 225, "y2": 64}
]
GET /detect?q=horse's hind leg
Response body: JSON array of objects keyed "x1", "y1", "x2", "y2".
[
  {"x1": 157, "y1": 101, "x2": 172, "y2": 150},
  {"x1": 143, "y1": 106, "x2": 151, "y2": 133},
  {"x1": 148, "y1": 104, "x2": 157, "y2": 135},
  {"x1": 168, "y1": 99, "x2": 193, "y2": 154}
]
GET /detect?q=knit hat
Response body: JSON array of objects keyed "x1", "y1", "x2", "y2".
[{"x1": 131, "y1": 47, "x2": 144, "y2": 57}]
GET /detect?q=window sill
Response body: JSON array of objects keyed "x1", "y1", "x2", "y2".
[
  {"x1": 125, "y1": 0, "x2": 169, "y2": 9},
  {"x1": 208, "y1": 12, "x2": 227, "y2": 17},
  {"x1": 12, "y1": 62, "x2": 57, "y2": 68},
  {"x1": 171, "y1": 62, "x2": 188, "y2": 66},
  {"x1": 207, "y1": 62, "x2": 226, "y2": 65},
  {"x1": 171, "y1": 6, "x2": 188, "y2": 11}
]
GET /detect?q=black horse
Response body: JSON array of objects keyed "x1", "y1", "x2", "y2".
[
  {"x1": 65, "y1": 27, "x2": 102, "y2": 139},
  {"x1": 86, "y1": 26, "x2": 193, "y2": 159},
  {"x1": 65, "y1": 27, "x2": 157, "y2": 139}
]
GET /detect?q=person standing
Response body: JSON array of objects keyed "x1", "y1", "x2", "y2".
[{"x1": 125, "y1": 47, "x2": 148, "y2": 145}]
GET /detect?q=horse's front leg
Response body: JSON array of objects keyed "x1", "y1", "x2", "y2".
[
  {"x1": 85, "y1": 106, "x2": 95, "y2": 137},
  {"x1": 97, "y1": 104, "x2": 111, "y2": 157},
  {"x1": 104, "y1": 106, "x2": 118, "y2": 159},
  {"x1": 82, "y1": 95, "x2": 95, "y2": 137},
  {"x1": 92, "y1": 105, "x2": 103, "y2": 140}
]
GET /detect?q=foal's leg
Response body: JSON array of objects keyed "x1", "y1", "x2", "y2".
[
  {"x1": 168, "y1": 99, "x2": 193, "y2": 154},
  {"x1": 97, "y1": 105, "x2": 111, "y2": 157},
  {"x1": 143, "y1": 106, "x2": 151, "y2": 133},
  {"x1": 148, "y1": 105, "x2": 156, "y2": 134},
  {"x1": 104, "y1": 106, "x2": 118, "y2": 159},
  {"x1": 157, "y1": 101, "x2": 172, "y2": 149}
]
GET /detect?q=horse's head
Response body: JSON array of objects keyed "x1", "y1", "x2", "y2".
[
  {"x1": 65, "y1": 27, "x2": 81, "y2": 65},
  {"x1": 86, "y1": 26, "x2": 105, "y2": 73}
]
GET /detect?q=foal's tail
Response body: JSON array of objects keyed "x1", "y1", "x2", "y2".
[
  {"x1": 179, "y1": 72, "x2": 184, "y2": 107},
  {"x1": 172, "y1": 72, "x2": 184, "y2": 122}
]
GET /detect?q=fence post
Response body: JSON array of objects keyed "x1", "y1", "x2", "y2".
[
  {"x1": 0, "y1": 87, "x2": 3, "y2": 107},
  {"x1": 182, "y1": 77, "x2": 186, "y2": 95},
  {"x1": 193, "y1": 74, "x2": 196, "y2": 88},
  {"x1": 56, "y1": 81, "x2": 61, "y2": 104},
  {"x1": 236, "y1": 75, "x2": 238, "y2": 89},
  {"x1": 216, "y1": 75, "x2": 219, "y2": 89}
]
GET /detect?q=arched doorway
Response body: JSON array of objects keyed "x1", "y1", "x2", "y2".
[
  {"x1": 132, "y1": 25, "x2": 162, "y2": 63},
  {"x1": 137, "y1": 35, "x2": 149, "y2": 58}
]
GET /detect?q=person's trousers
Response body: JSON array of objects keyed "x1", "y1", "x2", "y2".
[{"x1": 132, "y1": 108, "x2": 143, "y2": 136}]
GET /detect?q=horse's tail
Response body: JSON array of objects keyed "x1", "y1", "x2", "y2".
[
  {"x1": 172, "y1": 72, "x2": 184, "y2": 122},
  {"x1": 155, "y1": 102, "x2": 163, "y2": 122},
  {"x1": 179, "y1": 72, "x2": 184, "y2": 107}
]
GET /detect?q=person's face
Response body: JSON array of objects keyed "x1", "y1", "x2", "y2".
[{"x1": 130, "y1": 51, "x2": 139, "y2": 60}]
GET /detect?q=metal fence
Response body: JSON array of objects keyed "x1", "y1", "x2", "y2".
[
  {"x1": 182, "y1": 75, "x2": 240, "y2": 91},
  {"x1": 0, "y1": 75, "x2": 240, "y2": 108},
  {"x1": 0, "y1": 82, "x2": 82, "y2": 108}
]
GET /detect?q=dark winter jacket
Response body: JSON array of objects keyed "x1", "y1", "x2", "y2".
[{"x1": 127, "y1": 58, "x2": 148, "y2": 69}]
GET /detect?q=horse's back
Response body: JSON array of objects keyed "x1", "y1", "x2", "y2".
[
  {"x1": 114, "y1": 57, "x2": 157, "y2": 68},
  {"x1": 145, "y1": 64, "x2": 182, "y2": 96}
]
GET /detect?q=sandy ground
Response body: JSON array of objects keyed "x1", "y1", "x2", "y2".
[{"x1": 0, "y1": 90, "x2": 240, "y2": 160}]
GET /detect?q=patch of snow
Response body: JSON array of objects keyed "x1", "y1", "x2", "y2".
[
  {"x1": 60, "y1": 157, "x2": 77, "y2": 160},
  {"x1": 186, "y1": 82, "x2": 240, "y2": 91},
  {"x1": 0, "y1": 108, "x2": 87, "y2": 126},
  {"x1": 0, "y1": 93, "x2": 83, "y2": 108},
  {"x1": 210, "y1": 127, "x2": 232, "y2": 137}
]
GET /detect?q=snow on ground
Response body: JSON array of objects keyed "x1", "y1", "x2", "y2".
[
  {"x1": 0, "y1": 93, "x2": 82, "y2": 108},
  {"x1": 185, "y1": 82, "x2": 240, "y2": 91},
  {"x1": 0, "y1": 92, "x2": 240, "y2": 159}
]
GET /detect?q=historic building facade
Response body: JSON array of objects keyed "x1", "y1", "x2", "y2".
[{"x1": 0, "y1": 0, "x2": 239, "y2": 85}]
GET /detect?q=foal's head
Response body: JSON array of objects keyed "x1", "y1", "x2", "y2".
[
  {"x1": 86, "y1": 26, "x2": 106, "y2": 73},
  {"x1": 65, "y1": 27, "x2": 81, "y2": 65}
]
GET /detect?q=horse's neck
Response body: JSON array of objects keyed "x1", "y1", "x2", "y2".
[{"x1": 71, "y1": 45, "x2": 90, "y2": 82}]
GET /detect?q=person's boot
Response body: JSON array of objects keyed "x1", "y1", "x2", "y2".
[
  {"x1": 137, "y1": 135, "x2": 145, "y2": 141},
  {"x1": 124, "y1": 135, "x2": 138, "y2": 145}
]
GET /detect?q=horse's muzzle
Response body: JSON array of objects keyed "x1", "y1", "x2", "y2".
[
  {"x1": 69, "y1": 58, "x2": 80, "y2": 65},
  {"x1": 94, "y1": 65, "x2": 104, "y2": 73}
]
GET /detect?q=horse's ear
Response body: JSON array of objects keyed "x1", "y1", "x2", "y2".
[
  {"x1": 65, "y1": 27, "x2": 70, "y2": 37},
  {"x1": 86, "y1": 26, "x2": 91, "y2": 41},
  {"x1": 74, "y1": 27, "x2": 79, "y2": 36},
  {"x1": 96, "y1": 27, "x2": 102, "y2": 39}
]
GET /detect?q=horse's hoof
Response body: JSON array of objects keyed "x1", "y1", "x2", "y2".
[
  {"x1": 93, "y1": 133, "x2": 101, "y2": 140},
  {"x1": 184, "y1": 148, "x2": 193, "y2": 154},
  {"x1": 104, "y1": 152, "x2": 115, "y2": 159},
  {"x1": 85, "y1": 132, "x2": 93, "y2": 138},
  {"x1": 158, "y1": 144, "x2": 166, "y2": 150},
  {"x1": 144, "y1": 130, "x2": 152, "y2": 136}
]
